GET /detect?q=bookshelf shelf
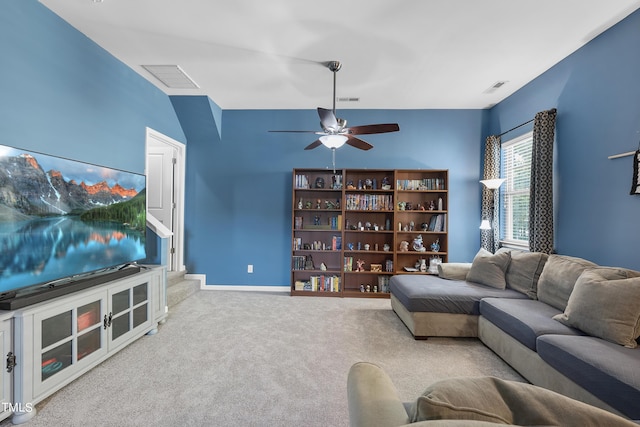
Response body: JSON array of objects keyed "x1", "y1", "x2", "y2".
[{"x1": 291, "y1": 168, "x2": 448, "y2": 298}]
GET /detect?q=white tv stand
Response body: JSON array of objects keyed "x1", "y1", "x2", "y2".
[{"x1": 0, "y1": 265, "x2": 166, "y2": 424}]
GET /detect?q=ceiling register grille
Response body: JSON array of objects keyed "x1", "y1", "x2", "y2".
[{"x1": 142, "y1": 65, "x2": 200, "y2": 89}]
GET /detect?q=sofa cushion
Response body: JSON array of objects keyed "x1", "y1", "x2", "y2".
[
  {"x1": 409, "y1": 375, "x2": 638, "y2": 426},
  {"x1": 536, "y1": 254, "x2": 596, "y2": 311},
  {"x1": 496, "y1": 248, "x2": 548, "y2": 299},
  {"x1": 466, "y1": 249, "x2": 511, "y2": 289},
  {"x1": 553, "y1": 268, "x2": 640, "y2": 348},
  {"x1": 537, "y1": 334, "x2": 640, "y2": 420},
  {"x1": 437, "y1": 263, "x2": 472, "y2": 281},
  {"x1": 479, "y1": 298, "x2": 583, "y2": 351},
  {"x1": 389, "y1": 274, "x2": 527, "y2": 315}
]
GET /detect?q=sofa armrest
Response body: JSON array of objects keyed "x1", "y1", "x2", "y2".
[{"x1": 347, "y1": 362, "x2": 410, "y2": 427}]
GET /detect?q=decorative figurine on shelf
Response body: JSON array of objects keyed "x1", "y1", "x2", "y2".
[
  {"x1": 383, "y1": 243, "x2": 391, "y2": 252},
  {"x1": 304, "y1": 255, "x2": 314, "y2": 270},
  {"x1": 356, "y1": 259, "x2": 365, "y2": 272},
  {"x1": 398, "y1": 201, "x2": 406, "y2": 211},
  {"x1": 315, "y1": 177, "x2": 325, "y2": 188},
  {"x1": 421, "y1": 222, "x2": 429, "y2": 231},
  {"x1": 320, "y1": 262, "x2": 327, "y2": 271},
  {"x1": 316, "y1": 199, "x2": 321, "y2": 209},
  {"x1": 419, "y1": 258, "x2": 427, "y2": 272},
  {"x1": 325, "y1": 200, "x2": 336, "y2": 209},
  {"x1": 364, "y1": 178, "x2": 373, "y2": 189},
  {"x1": 431, "y1": 238, "x2": 440, "y2": 252},
  {"x1": 366, "y1": 284, "x2": 371, "y2": 292},
  {"x1": 305, "y1": 201, "x2": 312, "y2": 209},
  {"x1": 382, "y1": 176, "x2": 391, "y2": 190},
  {"x1": 313, "y1": 216, "x2": 321, "y2": 225},
  {"x1": 298, "y1": 198, "x2": 303, "y2": 209},
  {"x1": 409, "y1": 221, "x2": 415, "y2": 231},
  {"x1": 360, "y1": 284, "x2": 365, "y2": 292},
  {"x1": 412, "y1": 235, "x2": 426, "y2": 252},
  {"x1": 399, "y1": 241, "x2": 409, "y2": 252},
  {"x1": 347, "y1": 180, "x2": 356, "y2": 189},
  {"x1": 347, "y1": 243, "x2": 354, "y2": 250}
]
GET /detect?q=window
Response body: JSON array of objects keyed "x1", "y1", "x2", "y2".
[{"x1": 500, "y1": 132, "x2": 533, "y2": 248}]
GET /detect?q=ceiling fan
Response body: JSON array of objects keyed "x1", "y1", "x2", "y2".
[{"x1": 269, "y1": 61, "x2": 400, "y2": 152}]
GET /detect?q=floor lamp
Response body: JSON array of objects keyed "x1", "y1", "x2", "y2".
[{"x1": 479, "y1": 178, "x2": 505, "y2": 231}]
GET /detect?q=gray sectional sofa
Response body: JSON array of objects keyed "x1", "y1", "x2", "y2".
[{"x1": 389, "y1": 248, "x2": 640, "y2": 421}]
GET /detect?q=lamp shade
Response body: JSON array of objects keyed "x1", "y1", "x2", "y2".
[
  {"x1": 479, "y1": 219, "x2": 492, "y2": 230},
  {"x1": 480, "y1": 178, "x2": 506, "y2": 190},
  {"x1": 320, "y1": 134, "x2": 348, "y2": 149}
]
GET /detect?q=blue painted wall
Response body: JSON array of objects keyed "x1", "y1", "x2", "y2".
[
  {"x1": 3, "y1": 1, "x2": 639, "y2": 289},
  {"x1": 489, "y1": 9, "x2": 640, "y2": 270},
  {"x1": 0, "y1": 1, "x2": 186, "y2": 266},
  {"x1": 172, "y1": 105, "x2": 484, "y2": 285}
]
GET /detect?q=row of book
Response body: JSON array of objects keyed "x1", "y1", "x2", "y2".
[
  {"x1": 397, "y1": 178, "x2": 446, "y2": 191},
  {"x1": 427, "y1": 214, "x2": 447, "y2": 232},
  {"x1": 294, "y1": 276, "x2": 341, "y2": 292},
  {"x1": 294, "y1": 216, "x2": 342, "y2": 230},
  {"x1": 345, "y1": 194, "x2": 394, "y2": 211}
]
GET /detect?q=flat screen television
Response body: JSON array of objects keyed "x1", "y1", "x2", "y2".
[{"x1": 0, "y1": 144, "x2": 147, "y2": 309}]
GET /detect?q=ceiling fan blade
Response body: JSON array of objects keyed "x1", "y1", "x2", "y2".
[
  {"x1": 268, "y1": 130, "x2": 319, "y2": 133},
  {"x1": 304, "y1": 139, "x2": 323, "y2": 150},
  {"x1": 346, "y1": 123, "x2": 400, "y2": 135},
  {"x1": 346, "y1": 135, "x2": 373, "y2": 151},
  {"x1": 317, "y1": 107, "x2": 339, "y2": 131}
]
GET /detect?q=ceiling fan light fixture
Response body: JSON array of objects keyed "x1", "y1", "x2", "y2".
[{"x1": 320, "y1": 134, "x2": 348, "y2": 149}]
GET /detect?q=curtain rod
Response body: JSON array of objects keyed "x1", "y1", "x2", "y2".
[
  {"x1": 497, "y1": 118, "x2": 534, "y2": 137},
  {"x1": 497, "y1": 108, "x2": 557, "y2": 138}
]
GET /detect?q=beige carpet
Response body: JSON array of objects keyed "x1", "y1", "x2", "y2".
[{"x1": 3, "y1": 290, "x2": 523, "y2": 426}]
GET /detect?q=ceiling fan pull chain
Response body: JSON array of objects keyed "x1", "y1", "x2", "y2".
[{"x1": 332, "y1": 147, "x2": 337, "y2": 173}]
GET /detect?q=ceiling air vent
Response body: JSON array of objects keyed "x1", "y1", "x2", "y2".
[
  {"x1": 483, "y1": 81, "x2": 508, "y2": 94},
  {"x1": 142, "y1": 65, "x2": 199, "y2": 89},
  {"x1": 336, "y1": 97, "x2": 360, "y2": 102}
]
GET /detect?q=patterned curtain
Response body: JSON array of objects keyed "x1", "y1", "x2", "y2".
[
  {"x1": 529, "y1": 109, "x2": 557, "y2": 253},
  {"x1": 481, "y1": 135, "x2": 501, "y2": 253}
]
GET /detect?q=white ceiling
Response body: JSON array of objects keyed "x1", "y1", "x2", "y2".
[{"x1": 39, "y1": 0, "x2": 640, "y2": 110}]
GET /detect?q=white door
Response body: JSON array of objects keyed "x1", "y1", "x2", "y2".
[
  {"x1": 146, "y1": 128, "x2": 186, "y2": 273},
  {"x1": 147, "y1": 145, "x2": 176, "y2": 270}
]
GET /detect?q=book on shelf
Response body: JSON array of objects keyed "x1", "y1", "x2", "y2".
[
  {"x1": 396, "y1": 178, "x2": 446, "y2": 191},
  {"x1": 295, "y1": 174, "x2": 310, "y2": 189},
  {"x1": 308, "y1": 275, "x2": 341, "y2": 292},
  {"x1": 294, "y1": 217, "x2": 303, "y2": 229},
  {"x1": 428, "y1": 214, "x2": 446, "y2": 232},
  {"x1": 343, "y1": 256, "x2": 353, "y2": 272},
  {"x1": 345, "y1": 193, "x2": 393, "y2": 211},
  {"x1": 332, "y1": 235, "x2": 342, "y2": 250}
]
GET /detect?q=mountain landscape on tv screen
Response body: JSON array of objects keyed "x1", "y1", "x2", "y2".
[{"x1": 0, "y1": 152, "x2": 145, "y2": 230}]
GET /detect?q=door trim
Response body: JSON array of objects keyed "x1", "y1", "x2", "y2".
[{"x1": 145, "y1": 127, "x2": 186, "y2": 272}]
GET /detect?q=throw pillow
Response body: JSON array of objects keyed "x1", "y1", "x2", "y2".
[
  {"x1": 537, "y1": 255, "x2": 597, "y2": 311},
  {"x1": 553, "y1": 269, "x2": 640, "y2": 348},
  {"x1": 497, "y1": 248, "x2": 548, "y2": 299},
  {"x1": 466, "y1": 249, "x2": 511, "y2": 289},
  {"x1": 437, "y1": 263, "x2": 472, "y2": 280}
]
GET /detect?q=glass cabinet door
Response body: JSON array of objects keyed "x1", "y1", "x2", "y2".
[
  {"x1": 109, "y1": 282, "x2": 150, "y2": 343},
  {"x1": 38, "y1": 296, "x2": 105, "y2": 384}
]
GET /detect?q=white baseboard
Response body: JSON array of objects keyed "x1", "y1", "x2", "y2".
[{"x1": 201, "y1": 285, "x2": 290, "y2": 292}]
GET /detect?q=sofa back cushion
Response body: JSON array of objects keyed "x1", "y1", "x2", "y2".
[
  {"x1": 553, "y1": 268, "x2": 640, "y2": 348},
  {"x1": 496, "y1": 248, "x2": 548, "y2": 299},
  {"x1": 537, "y1": 254, "x2": 596, "y2": 311},
  {"x1": 466, "y1": 249, "x2": 511, "y2": 289}
]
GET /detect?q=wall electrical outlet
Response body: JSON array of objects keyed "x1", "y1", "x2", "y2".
[{"x1": 247, "y1": 264, "x2": 253, "y2": 273}]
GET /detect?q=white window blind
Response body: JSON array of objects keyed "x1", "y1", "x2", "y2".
[{"x1": 500, "y1": 132, "x2": 533, "y2": 247}]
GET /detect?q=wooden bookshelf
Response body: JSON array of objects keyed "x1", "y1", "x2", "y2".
[{"x1": 291, "y1": 169, "x2": 448, "y2": 298}]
